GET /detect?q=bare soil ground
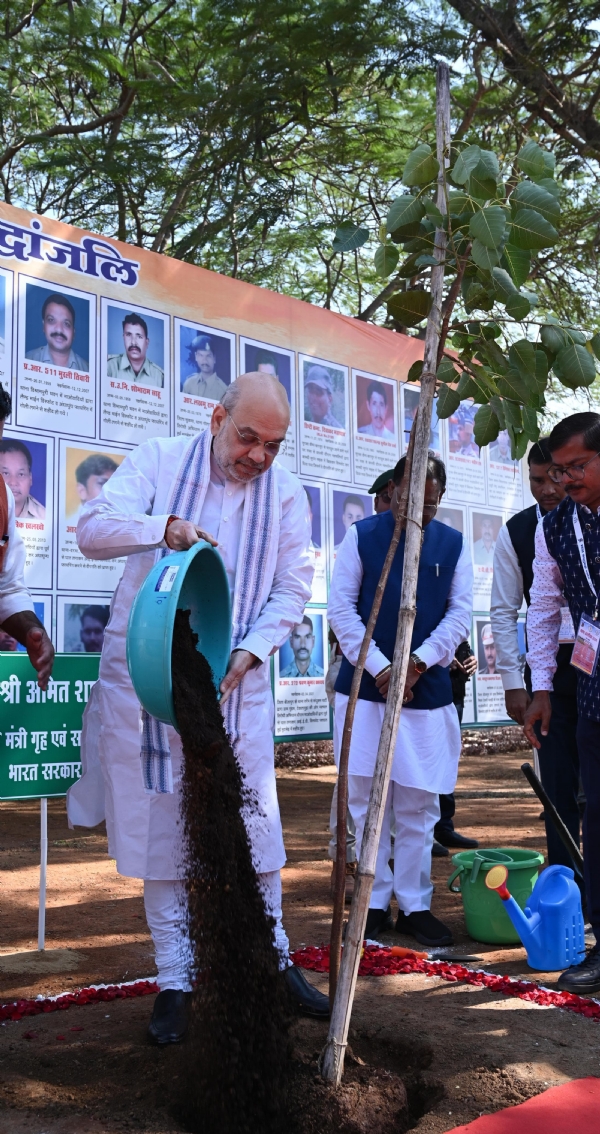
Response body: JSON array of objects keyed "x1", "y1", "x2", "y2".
[{"x1": 0, "y1": 744, "x2": 598, "y2": 1132}]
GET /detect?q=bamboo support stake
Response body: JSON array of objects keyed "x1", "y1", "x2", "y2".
[
  {"x1": 321, "y1": 61, "x2": 451, "y2": 1086},
  {"x1": 329, "y1": 421, "x2": 417, "y2": 1003}
]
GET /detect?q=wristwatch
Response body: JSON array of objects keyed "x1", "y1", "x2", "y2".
[{"x1": 410, "y1": 653, "x2": 427, "y2": 675}]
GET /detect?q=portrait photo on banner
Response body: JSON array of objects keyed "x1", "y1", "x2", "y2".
[
  {"x1": 471, "y1": 510, "x2": 502, "y2": 567},
  {"x1": 436, "y1": 505, "x2": 464, "y2": 533},
  {"x1": 403, "y1": 385, "x2": 440, "y2": 455},
  {"x1": 475, "y1": 616, "x2": 498, "y2": 675},
  {"x1": 0, "y1": 598, "x2": 46, "y2": 653},
  {"x1": 104, "y1": 301, "x2": 166, "y2": 389},
  {"x1": 278, "y1": 610, "x2": 325, "y2": 679},
  {"x1": 0, "y1": 434, "x2": 47, "y2": 520},
  {"x1": 241, "y1": 338, "x2": 293, "y2": 405},
  {"x1": 61, "y1": 602, "x2": 110, "y2": 654},
  {"x1": 448, "y1": 399, "x2": 480, "y2": 457},
  {"x1": 302, "y1": 483, "x2": 323, "y2": 549},
  {"x1": 22, "y1": 279, "x2": 91, "y2": 374},
  {"x1": 63, "y1": 444, "x2": 125, "y2": 527},
  {"x1": 302, "y1": 357, "x2": 346, "y2": 429},
  {"x1": 355, "y1": 373, "x2": 396, "y2": 439},
  {"x1": 331, "y1": 488, "x2": 372, "y2": 551},
  {"x1": 177, "y1": 321, "x2": 233, "y2": 397}
]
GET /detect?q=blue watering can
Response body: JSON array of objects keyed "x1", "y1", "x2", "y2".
[{"x1": 485, "y1": 863, "x2": 585, "y2": 971}]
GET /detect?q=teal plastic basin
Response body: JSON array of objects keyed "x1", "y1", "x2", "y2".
[{"x1": 126, "y1": 542, "x2": 231, "y2": 730}]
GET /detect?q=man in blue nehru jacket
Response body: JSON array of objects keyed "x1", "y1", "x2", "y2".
[
  {"x1": 526, "y1": 412, "x2": 600, "y2": 993},
  {"x1": 328, "y1": 453, "x2": 473, "y2": 946}
]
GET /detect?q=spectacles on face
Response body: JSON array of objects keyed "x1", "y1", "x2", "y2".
[
  {"x1": 548, "y1": 453, "x2": 600, "y2": 484},
  {"x1": 225, "y1": 411, "x2": 287, "y2": 456}
]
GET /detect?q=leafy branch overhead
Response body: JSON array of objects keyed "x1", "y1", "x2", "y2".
[{"x1": 332, "y1": 137, "x2": 599, "y2": 459}]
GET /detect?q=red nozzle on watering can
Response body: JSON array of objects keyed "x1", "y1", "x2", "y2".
[{"x1": 485, "y1": 864, "x2": 511, "y2": 901}]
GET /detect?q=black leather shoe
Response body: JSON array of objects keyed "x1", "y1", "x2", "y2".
[
  {"x1": 557, "y1": 944, "x2": 600, "y2": 995},
  {"x1": 365, "y1": 905, "x2": 393, "y2": 937},
  {"x1": 432, "y1": 840, "x2": 449, "y2": 857},
  {"x1": 283, "y1": 964, "x2": 330, "y2": 1018},
  {"x1": 396, "y1": 909, "x2": 453, "y2": 946},
  {"x1": 434, "y1": 829, "x2": 479, "y2": 849},
  {"x1": 147, "y1": 989, "x2": 191, "y2": 1045}
]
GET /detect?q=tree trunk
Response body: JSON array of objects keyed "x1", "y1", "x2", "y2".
[{"x1": 320, "y1": 60, "x2": 451, "y2": 1087}]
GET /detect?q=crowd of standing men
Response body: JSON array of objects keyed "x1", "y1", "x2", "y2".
[{"x1": 0, "y1": 365, "x2": 599, "y2": 1039}]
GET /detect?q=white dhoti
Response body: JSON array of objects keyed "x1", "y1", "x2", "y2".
[{"x1": 334, "y1": 694, "x2": 461, "y2": 911}]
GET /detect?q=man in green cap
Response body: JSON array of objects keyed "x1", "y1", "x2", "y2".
[{"x1": 368, "y1": 469, "x2": 395, "y2": 514}]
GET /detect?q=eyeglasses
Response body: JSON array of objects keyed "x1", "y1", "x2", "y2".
[
  {"x1": 225, "y1": 411, "x2": 287, "y2": 456},
  {"x1": 548, "y1": 453, "x2": 600, "y2": 483}
]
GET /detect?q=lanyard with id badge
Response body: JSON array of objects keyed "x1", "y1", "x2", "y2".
[{"x1": 570, "y1": 507, "x2": 600, "y2": 677}]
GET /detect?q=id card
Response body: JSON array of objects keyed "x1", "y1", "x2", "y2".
[
  {"x1": 558, "y1": 605, "x2": 576, "y2": 644},
  {"x1": 571, "y1": 613, "x2": 600, "y2": 677}
]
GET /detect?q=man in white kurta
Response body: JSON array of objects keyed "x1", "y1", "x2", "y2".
[
  {"x1": 328, "y1": 454, "x2": 473, "y2": 946},
  {"x1": 71, "y1": 373, "x2": 329, "y2": 1043}
]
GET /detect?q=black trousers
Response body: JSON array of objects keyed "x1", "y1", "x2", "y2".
[
  {"x1": 534, "y1": 692, "x2": 580, "y2": 870},
  {"x1": 576, "y1": 716, "x2": 600, "y2": 939}
]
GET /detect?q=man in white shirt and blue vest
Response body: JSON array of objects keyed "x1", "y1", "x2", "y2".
[
  {"x1": 328, "y1": 453, "x2": 473, "y2": 946},
  {"x1": 526, "y1": 412, "x2": 600, "y2": 994}
]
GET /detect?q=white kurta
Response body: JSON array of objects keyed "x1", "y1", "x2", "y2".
[
  {"x1": 68, "y1": 435, "x2": 312, "y2": 879},
  {"x1": 328, "y1": 523, "x2": 473, "y2": 793}
]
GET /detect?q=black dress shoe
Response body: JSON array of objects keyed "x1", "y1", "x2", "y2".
[
  {"x1": 396, "y1": 909, "x2": 453, "y2": 947},
  {"x1": 283, "y1": 964, "x2": 330, "y2": 1018},
  {"x1": 147, "y1": 989, "x2": 191, "y2": 1045},
  {"x1": 434, "y1": 829, "x2": 479, "y2": 849},
  {"x1": 432, "y1": 840, "x2": 449, "y2": 857},
  {"x1": 365, "y1": 905, "x2": 393, "y2": 937},
  {"x1": 557, "y1": 943, "x2": 600, "y2": 995}
]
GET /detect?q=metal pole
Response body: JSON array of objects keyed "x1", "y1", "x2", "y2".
[{"x1": 38, "y1": 797, "x2": 47, "y2": 951}]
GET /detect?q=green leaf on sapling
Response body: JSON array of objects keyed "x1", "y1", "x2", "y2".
[
  {"x1": 564, "y1": 328, "x2": 586, "y2": 346},
  {"x1": 386, "y1": 195, "x2": 426, "y2": 234},
  {"x1": 474, "y1": 404, "x2": 500, "y2": 447},
  {"x1": 489, "y1": 395, "x2": 506, "y2": 428},
  {"x1": 332, "y1": 223, "x2": 370, "y2": 252},
  {"x1": 505, "y1": 292, "x2": 531, "y2": 320},
  {"x1": 552, "y1": 343, "x2": 597, "y2": 389},
  {"x1": 402, "y1": 144, "x2": 439, "y2": 187},
  {"x1": 536, "y1": 177, "x2": 560, "y2": 199},
  {"x1": 540, "y1": 324, "x2": 566, "y2": 354},
  {"x1": 491, "y1": 267, "x2": 518, "y2": 302},
  {"x1": 517, "y1": 140, "x2": 548, "y2": 179},
  {"x1": 436, "y1": 384, "x2": 461, "y2": 418},
  {"x1": 508, "y1": 209, "x2": 558, "y2": 250},
  {"x1": 509, "y1": 339, "x2": 536, "y2": 381},
  {"x1": 406, "y1": 360, "x2": 424, "y2": 384},
  {"x1": 510, "y1": 180, "x2": 560, "y2": 224},
  {"x1": 387, "y1": 289, "x2": 433, "y2": 326},
  {"x1": 522, "y1": 405, "x2": 540, "y2": 442},
  {"x1": 471, "y1": 240, "x2": 503, "y2": 270},
  {"x1": 503, "y1": 399, "x2": 523, "y2": 430},
  {"x1": 497, "y1": 369, "x2": 531, "y2": 402},
  {"x1": 448, "y1": 190, "x2": 477, "y2": 216},
  {"x1": 414, "y1": 254, "x2": 439, "y2": 267},
  {"x1": 451, "y1": 145, "x2": 482, "y2": 186},
  {"x1": 469, "y1": 205, "x2": 507, "y2": 248},
  {"x1": 374, "y1": 243, "x2": 399, "y2": 277},
  {"x1": 501, "y1": 245, "x2": 531, "y2": 287},
  {"x1": 423, "y1": 199, "x2": 444, "y2": 224},
  {"x1": 534, "y1": 350, "x2": 549, "y2": 394},
  {"x1": 478, "y1": 338, "x2": 509, "y2": 373},
  {"x1": 437, "y1": 357, "x2": 458, "y2": 383}
]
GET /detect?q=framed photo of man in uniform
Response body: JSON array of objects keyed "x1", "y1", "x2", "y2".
[
  {"x1": 0, "y1": 267, "x2": 13, "y2": 391},
  {"x1": 100, "y1": 298, "x2": 170, "y2": 445},
  {"x1": 0, "y1": 431, "x2": 53, "y2": 589},
  {"x1": 175, "y1": 319, "x2": 235, "y2": 437},
  {"x1": 330, "y1": 486, "x2": 373, "y2": 562},
  {"x1": 352, "y1": 370, "x2": 399, "y2": 485},
  {"x1": 473, "y1": 615, "x2": 508, "y2": 723},
  {"x1": 17, "y1": 277, "x2": 96, "y2": 437},
  {"x1": 273, "y1": 608, "x2": 331, "y2": 739},
  {"x1": 240, "y1": 337, "x2": 297, "y2": 472},
  {"x1": 436, "y1": 505, "x2": 465, "y2": 534},
  {"x1": 299, "y1": 355, "x2": 350, "y2": 481},
  {"x1": 446, "y1": 399, "x2": 485, "y2": 505}
]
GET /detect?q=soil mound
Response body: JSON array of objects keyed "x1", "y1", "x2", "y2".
[{"x1": 173, "y1": 609, "x2": 290, "y2": 1134}]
